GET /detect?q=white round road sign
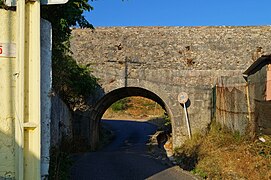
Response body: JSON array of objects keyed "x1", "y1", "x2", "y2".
[{"x1": 178, "y1": 92, "x2": 188, "y2": 104}]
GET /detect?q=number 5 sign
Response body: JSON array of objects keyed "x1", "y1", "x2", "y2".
[{"x1": 0, "y1": 43, "x2": 16, "y2": 58}]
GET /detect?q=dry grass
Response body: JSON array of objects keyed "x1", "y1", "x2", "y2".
[
  {"x1": 103, "y1": 96, "x2": 165, "y2": 119},
  {"x1": 175, "y1": 122, "x2": 271, "y2": 180},
  {"x1": 104, "y1": 98, "x2": 271, "y2": 179}
]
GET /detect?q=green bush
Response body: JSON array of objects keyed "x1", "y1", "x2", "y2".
[
  {"x1": 111, "y1": 98, "x2": 130, "y2": 112},
  {"x1": 191, "y1": 168, "x2": 208, "y2": 179},
  {"x1": 41, "y1": 0, "x2": 96, "y2": 110},
  {"x1": 52, "y1": 54, "x2": 99, "y2": 109}
]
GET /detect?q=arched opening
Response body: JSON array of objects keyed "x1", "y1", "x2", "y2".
[
  {"x1": 93, "y1": 87, "x2": 168, "y2": 119},
  {"x1": 90, "y1": 87, "x2": 173, "y2": 155},
  {"x1": 102, "y1": 96, "x2": 165, "y2": 120}
]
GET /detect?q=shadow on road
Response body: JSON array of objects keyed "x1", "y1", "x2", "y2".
[
  {"x1": 71, "y1": 119, "x2": 197, "y2": 180},
  {"x1": 71, "y1": 119, "x2": 169, "y2": 179}
]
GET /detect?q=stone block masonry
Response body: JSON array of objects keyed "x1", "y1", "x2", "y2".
[
  {"x1": 70, "y1": 26, "x2": 271, "y2": 148},
  {"x1": 71, "y1": 26, "x2": 271, "y2": 71}
]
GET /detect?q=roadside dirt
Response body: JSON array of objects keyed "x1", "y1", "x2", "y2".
[
  {"x1": 174, "y1": 122, "x2": 271, "y2": 179},
  {"x1": 103, "y1": 97, "x2": 271, "y2": 180}
]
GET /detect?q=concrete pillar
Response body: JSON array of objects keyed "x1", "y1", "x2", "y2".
[{"x1": 40, "y1": 18, "x2": 52, "y2": 180}]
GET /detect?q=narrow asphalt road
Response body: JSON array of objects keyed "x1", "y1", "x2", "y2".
[{"x1": 71, "y1": 119, "x2": 197, "y2": 180}]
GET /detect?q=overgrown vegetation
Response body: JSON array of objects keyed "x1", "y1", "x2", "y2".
[
  {"x1": 50, "y1": 54, "x2": 98, "y2": 110},
  {"x1": 174, "y1": 121, "x2": 271, "y2": 179},
  {"x1": 48, "y1": 136, "x2": 79, "y2": 180},
  {"x1": 162, "y1": 113, "x2": 171, "y2": 126},
  {"x1": 48, "y1": 135, "x2": 96, "y2": 179},
  {"x1": 111, "y1": 98, "x2": 131, "y2": 112},
  {"x1": 41, "y1": 1, "x2": 99, "y2": 110},
  {"x1": 49, "y1": 147, "x2": 72, "y2": 180}
]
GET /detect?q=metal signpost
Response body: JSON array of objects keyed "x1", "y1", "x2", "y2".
[{"x1": 178, "y1": 92, "x2": 192, "y2": 139}]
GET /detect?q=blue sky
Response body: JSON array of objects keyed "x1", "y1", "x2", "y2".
[{"x1": 84, "y1": 0, "x2": 271, "y2": 27}]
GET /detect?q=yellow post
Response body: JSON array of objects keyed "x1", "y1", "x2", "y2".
[
  {"x1": 24, "y1": 1, "x2": 41, "y2": 179},
  {"x1": 15, "y1": 0, "x2": 25, "y2": 178},
  {"x1": 16, "y1": 0, "x2": 41, "y2": 179}
]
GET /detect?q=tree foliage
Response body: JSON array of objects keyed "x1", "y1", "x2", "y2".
[
  {"x1": 41, "y1": 0, "x2": 94, "y2": 51},
  {"x1": 41, "y1": 0, "x2": 99, "y2": 110}
]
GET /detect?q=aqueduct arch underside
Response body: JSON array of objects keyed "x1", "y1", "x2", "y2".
[
  {"x1": 89, "y1": 87, "x2": 172, "y2": 148},
  {"x1": 70, "y1": 26, "x2": 271, "y2": 148},
  {"x1": 91, "y1": 87, "x2": 168, "y2": 122}
]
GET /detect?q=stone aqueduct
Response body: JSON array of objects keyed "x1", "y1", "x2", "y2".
[{"x1": 70, "y1": 26, "x2": 271, "y2": 148}]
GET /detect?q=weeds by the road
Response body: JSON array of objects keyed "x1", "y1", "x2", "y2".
[
  {"x1": 48, "y1": 124, "x2": 115, "y2": 179},
  {"x1": 174, "y1": 121, "x2": 271, "y2": 179},
  {"x1": 49, "y1": 146, "x2": 73, "y2": 180}
]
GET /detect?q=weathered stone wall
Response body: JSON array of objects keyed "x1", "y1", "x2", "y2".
[
  {"x1": 71, "y1": 26, "x2": 271, "y2": 72},
  {"x1": 51, "y1": 95, "x2": 72, "y2": 147},
  {"x1": 72, "y1": 110, "x2": 94, "y2": 146},
  {"x1": 70, "y1": 26, "x2": 271, "y2": 147}
]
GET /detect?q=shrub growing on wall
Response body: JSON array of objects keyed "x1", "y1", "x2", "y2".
[{"x1": 41, "y1": 0, "x2": 99, "y2": 110}]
